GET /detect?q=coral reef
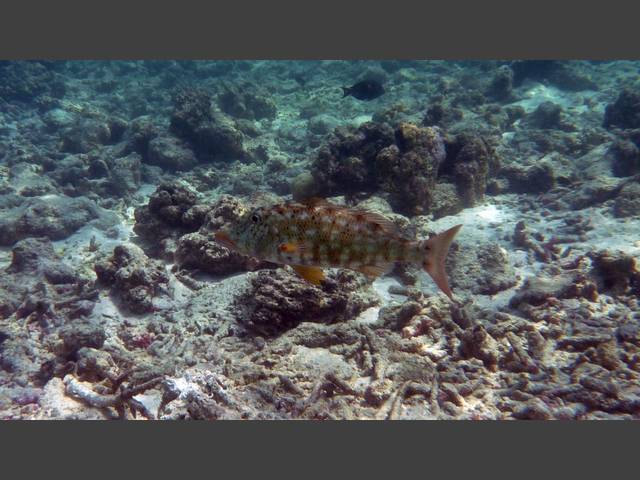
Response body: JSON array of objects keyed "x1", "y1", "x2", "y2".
[
  {"x1": 604, "y1": 89, "x2": 640, "y2": 130},
  {"x1": 133, "y1": 182, "x2": 207, "y2": 257},
  {"x1": 169, "y1": 88, "x2": 247, "y2": 163},
  {"x1": 1, "y1": 237, "x2": 96, "y2": 321},
  {"x1": 374, "y1": 123, "x2": 445, "y2": 215},
  {"x1": 439, "y1": 133, "x2": 499, "y2": 208},
  {"x1": 217, "y1": 82, "x2": 277, "y2": 120},
  {"x1": 447, "y1": 243, "x2": 517, "y2": 295},
  {"x1": 0, "y1": 195, "x2": 104, "y2": 246},
  {"x1": 95, "y1": 244, "x2": 170, "y2": 314},
  {"x1": 235, "y1": 269, "x2": 378, "y2": 337},
  {"x1": 1, "y1": 60, "x2": 639, "y2": 421},
  {"x1": 308, "y1": 121, "x2": 494, "y2": 216},
  {"x1": 0, "y1": 61, "x2": 66, "y2": 103}
]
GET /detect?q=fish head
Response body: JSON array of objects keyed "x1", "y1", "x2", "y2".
[{"x1": 214, "y1": 206, "x2": 268, "y2": 256}]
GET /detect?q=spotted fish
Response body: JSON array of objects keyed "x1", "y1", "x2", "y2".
[{"x1": 214, "y1": 198, "x2": 462, "y2": 299}]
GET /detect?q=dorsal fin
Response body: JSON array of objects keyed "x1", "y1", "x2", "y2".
[{"x1": 299, "y1": 197, "x2": 337, "y2": 208}]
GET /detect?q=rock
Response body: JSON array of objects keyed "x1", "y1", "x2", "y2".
[
  {"x1": 604, "y1": 89, "x2": 640, "y2": 130},
  {"x1": 378, "y1": 301, "x2": 421, "y2": 330},
  {"x1": 423, "y1": 103, "x2": 464, "y2": 128},
  {"x1": 512, "y1": 398, "x2": 552, "y2": 420},
  {"x1": 133, "y1": 182, "x2": 207, "y2": 257},
  {"x1": 7, "y1": 237, "x2": 77, "y2": 284},
  {"x1": 94, "y1": 244, "x2": 170, "y2": 314},
  {"x1": 612, "y1": 182, "x2": 640, "y2": 218},
  {"x1": 526, "y1": 101, "x2": 564, "y2": 130},
  {"x1": 0, "y1": 195, "x2": 100, "y2": 246},
  {"x1": 501, "y1": 162, "x2": 556, "y2": 194},
  {"x1": 358, "y1": 66, "x2": 390, "y2": 85},
  {"x1": 587, "y1": 250, "x2": 639, "y2": 295},
  {"x1": 307, "y1": 114, "x2": 340, "y2": 135},
  {"x1": 596, "y1": 340, "x2": 623, "y2": 371},
  {"x1": 59, "y1": 117, "x2": 116, "y2": 154},
  {"x1": 7, "y1": 163, "x2": 56, "y2": 197},
  {"x1": 511, "y1": 60, "x2": 597, "y2": 91},
  {"x1": 146, "y1": 136, "x2": 198, "y2": 171},
  {"x1": 192, "y1": 121, "x2": 246, "y2": 162},
  {"x1": 459, "y1": 324, "x2": 499, "y2": 371},
  {"x1": 128, "y1": 115, "x2": 162, "y2": 158},
  {"x1": 440, "y1": 133, "x2": 499, "y2": 208},
  {"x1": 42, "y1": 150, "x2": 141, "y2": 199},
  {"x1": 290, "y1": 172, "x2": 319, "y2": 202},
  {"x1": 311, "y1": 122, "x2": 395, "y2": 197},
  {"x1": 304, "y1": 121, "x2": 448, "y2": 215},
  {"x1": 617, "y1": 323, "x2": 640, "y2": 345},
  {"x1": 0, "y1": 237, "x2": 96, "y2": 321},
  {"x1": 485, "y1": 65, "x2": 514, "y2": 101},
  {"x1": 609, "y1": 140, "x2": 640, "y2": 177},
  {"x1": 448, "y1": 243, "x2": 517, "y2": 295},
  {"x1": 509, "y1": 271, "x2": 598, "y2": 308},
  {"x1": 175, "y1": 232, "x2": 255, "y2": 276},
  {"x1": 374, "y1": 123, "x2": 446, "y2": 215},
  {"x1": 106, "y1": 153, "x2": 142, "y2": 197},
  {"x1": 235, "y1": 269, "x2": 378, "y2": 337},
  {"x1": 0, "y1": 61, "x2": 66, "y2": 102},
  {"x1": 217, "y1": 82, "x2": 276, "y2": 120},
  {"x1": 553, "y1": 177, "x2": 626, "y2": 211},
  {"x1": 169, "y1": 88, "x2": 247, "y2": 162},
  {"x1": 59, "y1": 322, "x2": 106, "y2": 356},
  {"x1": 430, "y1": 183, "x2": 465, "y2": 218}
]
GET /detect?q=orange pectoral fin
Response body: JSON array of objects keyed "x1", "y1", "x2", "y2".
[
  {"x1": 279, "y1": 242, "x2": 298, "y2": 254},
  {"x1": 214, "y1": 231, "x2": 236, "y2": 250},
  {"x1": 278, "y1": 242, "x2": 308, "y2": 255},
  {"x1": 292, "y1": 265, "x2": 326, "y2": 285}
]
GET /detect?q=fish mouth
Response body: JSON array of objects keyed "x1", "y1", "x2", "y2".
[{"x1": 214, "y1": 231, "x2": 237, "y2": 250}]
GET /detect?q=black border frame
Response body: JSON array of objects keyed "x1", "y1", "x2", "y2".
[
  {"x1": 1, "y1": 0, "x2": 639, "y2": 59},
  {"x1": 1, "y1": 0, "x2": 638, "y2": 475}
]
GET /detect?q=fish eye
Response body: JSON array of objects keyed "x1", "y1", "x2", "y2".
[{"x1": 251, "y1": 213, "x2": 260, "y2": 223}]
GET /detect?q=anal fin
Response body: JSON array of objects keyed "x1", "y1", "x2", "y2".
[{"x1": 292, "y1": 265, "x2": 326, "y2": 285}]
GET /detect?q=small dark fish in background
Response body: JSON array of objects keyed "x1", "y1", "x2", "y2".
[{"x1": 342, "y1": 80, "x2": 385, "y2": 101}]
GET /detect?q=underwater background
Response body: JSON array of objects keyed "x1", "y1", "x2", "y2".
[{"x1": 0, "y1": 60, "x2": 638, "y2": 420}]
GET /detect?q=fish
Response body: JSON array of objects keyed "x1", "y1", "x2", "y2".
[
  {"x1": 342, "y1": 80, "x2": 386, "y2": 101},
  {"x1": 214, "y1": 198, "x2": 462, "y2": 299}
]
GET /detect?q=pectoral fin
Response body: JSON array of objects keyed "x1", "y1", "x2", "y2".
[
  {"x1": 279, "y1": 242, "x2": 306, "y2": 254},
  {"x1": 357, "y1": 264, "x2": 391, "y2": 279},
  {"x1": 292, "y1": 265, "x2": 326, "y2": 285}
]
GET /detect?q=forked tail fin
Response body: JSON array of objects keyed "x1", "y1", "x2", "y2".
[{"x1": 419, "y1": 224, "x2": 462, "y2": 300}]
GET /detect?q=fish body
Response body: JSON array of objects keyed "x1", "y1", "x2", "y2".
[
  {"x1": 215, "y1": 199, "x2": 461, "y2": 299},
  {"x1": 342, "y1": 80, "x2": 385, "y2": 101}
]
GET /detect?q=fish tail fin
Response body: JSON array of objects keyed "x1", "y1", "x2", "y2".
[
  {"x1": 418, "y1": 224, "x2": 462, "y2": 300},
  {"x1": 342, "y1": 87, "x2": 351, "y2": 97}
]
